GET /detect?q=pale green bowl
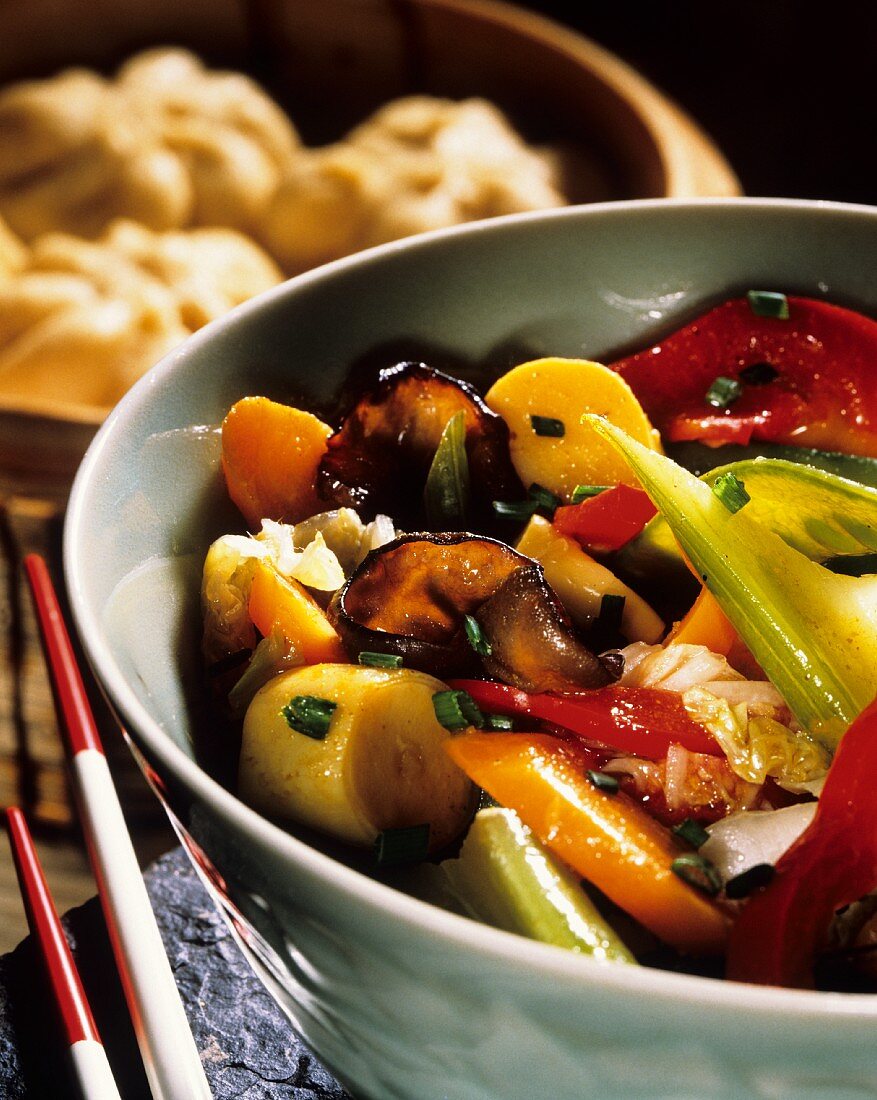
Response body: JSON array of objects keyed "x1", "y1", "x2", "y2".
[{"x1": 66, "y1": 199, "x2": 877, "y2": 1100}]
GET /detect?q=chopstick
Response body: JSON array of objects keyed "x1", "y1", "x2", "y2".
[
  {"x1": 5, "y1": 806, "x2": 122, "y2": 1099},
  {"x1": 24, "y1": 553, "x2": 212, "y2": 1100}
]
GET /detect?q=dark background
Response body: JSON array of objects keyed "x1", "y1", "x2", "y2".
[{"x1": 525, "y1": 1, "x2": 876, "y2": 206}]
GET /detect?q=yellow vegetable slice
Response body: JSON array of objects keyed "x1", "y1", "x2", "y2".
[
  {"x1": 239, "y1": 664, "x2": 476, "y2": 850},
  {"x1": 485, "y1": 357, "x2": 660, "y2": 500},
  {"x1": 516, "y1": 515, "x2": 664, "y2": 643}
]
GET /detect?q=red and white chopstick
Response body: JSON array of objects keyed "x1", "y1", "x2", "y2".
[
  {"x1": 5, "y1": 806, "x2": 122, "y2": 1100},
  {"x1": 24, "y1": 554, "x2": 212, "y2": 1100}
]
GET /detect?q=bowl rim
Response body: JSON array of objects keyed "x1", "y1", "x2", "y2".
[{"x1": 66, "y1": 196, "x2": 877, "y2": 1024}]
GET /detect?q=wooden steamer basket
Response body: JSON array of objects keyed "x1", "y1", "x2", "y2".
[{"x1": 0, "y1": 0, "x2": 740, "y2": 827}]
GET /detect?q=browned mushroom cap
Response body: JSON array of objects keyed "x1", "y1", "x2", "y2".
[
  {"x1": 317, "y1": 361, "x2": 521, "y2": 522},
  {"x1": 476, "y1": 565, "x2": 612, "y2": 693},
  {"x1": 329, "y1": 533, "x2": 528, "y2": 676}
]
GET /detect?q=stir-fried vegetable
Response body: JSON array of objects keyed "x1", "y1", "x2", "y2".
[
  {"x1": 319, "y1": 361, "x2": 520, "y2": 522},
  {"x1": 484, "y1": 357, "x2": 660, "y2": 500},
  {"x1": 240, "y1": 664, "x2": 476, "y2": 851},
  {"x1": 331, "y1": 533, "x2": 610, "y2": 688},
  {"x1": 553, "y1": 484, "x2": 657, "y2": 553},
  {"x1": 425, "y1": 807, "x2": 636, "y2": 962},
  {"x1": 726, "y1": 697, "x2": 877, "y2": 988},
  {"x1": 449, "y1": 680, "x2": 721, "y2": 758},
  {"x1": 612, "y1": 296, "x2": 877, "y2": 453},
  {"x1": 330, "y1": 533, "x2": 528, "y2": 675},
  {"x1": 668, "y1": 440, "x2": 877, "y2": 489},
  {"x1": 423, "y1": 410, "x2": 469, "y2": 528},
  {"x1": 203, "y1": 291, "x2": 877, "y2": 991},
  {"x1": 515, "y1": 515, "x2": 663, "y2": 642},
  {"x1": 445, "y1": 731, "x2": 729, "y2": 954},
  {"x1": 474, "y1": 565, "x2": 611, "y2": 692},
  {"x1": 591, "y1": 419, "x2": 877, "y2": 747},
  {"x1": 626, "y1": 457, "x2": 877, "y2": 588},
  {"x1": 664, "y1": 588, "x2": 738, "y2": 655},
  {"x1": 221, "y1": 396, "x2": 333, "y2": 527},
  {"x1": 248, "y1": 558, "x2": 346, "y2": 665}
]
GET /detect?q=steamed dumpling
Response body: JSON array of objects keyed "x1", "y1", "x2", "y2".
[
  {"x1": 0, "y1": 49, "x2": 301, "y2": 242},
  {"x1": 258, "y1": 96, "x2": 566, "y2": 273},
  {"x1": 0, "y1": 219, "x2": 281, "y2": 409}
]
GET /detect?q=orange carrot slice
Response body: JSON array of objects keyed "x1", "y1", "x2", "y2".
[
  {"x1": 665, "y1": 586, "x2": 738, "y2": 655},
  {"x1": 221, "y1": 396, "x2": 332, "y2": 528},
  {"x1": 249, "y1": 559, "x2": 346, "y2": 665}
]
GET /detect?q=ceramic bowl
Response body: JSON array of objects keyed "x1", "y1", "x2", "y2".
[{"x1": 66, "y1": 199, "x2": 877, "y2": 1100}]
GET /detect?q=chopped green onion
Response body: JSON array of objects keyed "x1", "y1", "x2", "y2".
[
  {"x1": 486, "y1": 714, "x2": 514, "y2": 731},
  {"x1": 493, "y1": 499, "x2": 539, "y2": 522},
  {"x1": 433, "y1": 689, "x2": 485, "y2": 731},
  {"x1": 670, "y1": 853, "x2": 722, "y2": 897},
  {"x1": 747, "y1": 290, "x2": 790, "y2": 320},
  {"x1": 705, "y1": 375, "x2": 742, "y2": 409},
  {"x1": 281, "y1": 695, "x2": 337, "y2": 740},
  {"x1": 739, "y1": 361, "x2": 779, "y2": 386},
  {"x1": 357, "y1": 651, "x2": 403, "y2": 669},
  {"x1": 725, "y1": 862, "x2": 775, "y2": 900},
  {"x1": 586, "y1": 770, "x2": 619, "y2": 794},
  {"x1": 463, "y1": 614, "x2": 492, "y2": 657},
  {"x1": 672, "y1": 818, "x2": 710, "y2": 850},
  {"x1": 529, "y1": 482, "x2": 562, "y2": 512},
  {"x1": 530, "y1": 414, "x2": 565, "y2": 437},
  {"x1": 596, "y1": 593, "x2": 626, "y2": 634},
  {"x1": 424, "y1": 410, "x2": 469, "y2": 527},
  {"x1": 571, "y1": 484, "x2": 610, "y2": 504},
  {"x1": 374, "y1": 823, "x2": 430, "y2": 865},
  {"x1": 712, "y1": 472, "x2": 750, "y2": 514}
]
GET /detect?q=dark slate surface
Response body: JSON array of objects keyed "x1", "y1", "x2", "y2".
[{"x1": 0, "y1": 847, "x2": 351, "y2": 1099}]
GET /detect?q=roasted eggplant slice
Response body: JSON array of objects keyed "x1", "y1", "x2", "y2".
[
  {"x1": 318, "y1": 361, "x2": 521, "y2": 523},
  {"x1": 330, "y1": 533, "x2": 528, "y2": 675},
  {"x1": 331, "y1": 533, "x2": 610, "y2": 690},
  {"x1": 476, "y1": 565, "x2": 612, "y2": 693}
]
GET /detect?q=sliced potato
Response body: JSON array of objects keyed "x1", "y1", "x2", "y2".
[
  {"x1": 516, "y1": 515, "x2": 664, "y2": 643},
  {"x1": 239, "y1": 664, "x2": 476, "y2": 850},
  {"x1": 485, "y1": 357, "x2": 659, "y2": 499}
]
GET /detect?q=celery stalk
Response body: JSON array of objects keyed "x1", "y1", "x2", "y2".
[
  {"x1": 624, "y1": 458, "x2": 877, "y2": 583},
  {"x1": 424, "y1": 808, "x2": 635, "y2": 962},
  {"x1": 590, "y1": 418, "x2": 877, "y2": 747}
]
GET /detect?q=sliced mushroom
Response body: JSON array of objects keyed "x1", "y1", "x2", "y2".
[
  {"x1": 476, "y1": 565, "x2": 612, "y2": 693},
  {"x1": 330, "y1": 532, "x2": 528, "y2": 675},
  {"x1": 318, "y1": 361, "x2": 521, "y2": 523}
]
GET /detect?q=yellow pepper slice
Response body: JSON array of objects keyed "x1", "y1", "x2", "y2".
[{"x1": 445, "y1": 731, "x2": 729, "y2": 955}]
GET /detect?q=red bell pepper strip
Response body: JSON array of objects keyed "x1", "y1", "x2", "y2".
[
  {"x1": 611, "y1": 296, "x2": 877, "y2": 453},
  {"x1": 553, "y1": 485, "x2": 657, "y2": 554},
  {"x1": 448, "y1": 680, "x2": 721, "y2": 758},
  {"x1": 726, "y1": 695, "x2": 877, "y2": 989}
]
